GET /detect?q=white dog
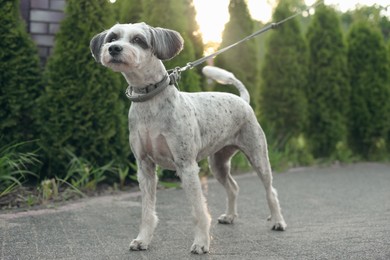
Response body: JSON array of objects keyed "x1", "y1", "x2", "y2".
[{"x1": 90, "y1": 22, "x2": 286, "y2": 254}]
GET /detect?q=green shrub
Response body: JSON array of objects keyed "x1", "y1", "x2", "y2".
[
  {"x1": 38, "y1": 0, "x2": 129, "y2": 177},
  {"x1": 263, "y1": 124, "x2": 313, "y2": 172},
  {"x1": 388, "y1": 41, "x2": 390, "y2": 154},
  {"x1": 305, "y1": 5, "x2": 350, "y2": 158},
  {"x1": 0, "y1": 0, "x2": 42, "y2": 150},
  {"x1": 260, "y1": 0, "x2": 309, "y2": 144},
  {"x1": 112, "y1": 0, "x2": 143, "y2": 23},
  {"x1": 347, "y1": 22, "x2": 390, "y2": 159}
]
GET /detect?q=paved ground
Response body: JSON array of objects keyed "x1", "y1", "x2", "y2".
[{"x1": 0, "y1": 162, "x2": 390, "y2": 260}]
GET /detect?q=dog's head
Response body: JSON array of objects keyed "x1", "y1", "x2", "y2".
[{"x1": 90, "y1": 22, "x2": 184, "y2": 72}]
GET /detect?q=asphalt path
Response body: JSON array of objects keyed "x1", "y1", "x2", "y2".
[{"x1": 1, "y1": 162, "x2": 389, "y2": 259}]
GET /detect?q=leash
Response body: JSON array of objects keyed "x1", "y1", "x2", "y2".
[
  {"x1": 173, "y1": 0, "x2": 323, "y2": 75},
  {"x1": 126, "y1": 0, "x2": 323, "y2": 102}
]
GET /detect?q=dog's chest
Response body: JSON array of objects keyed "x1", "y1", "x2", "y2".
[
  {"x1": 129, "y1": 103, "x2": 177, "y2": 169},
  {"x1": 132, "y1": 125, "x2": 176, "y2": 169}
]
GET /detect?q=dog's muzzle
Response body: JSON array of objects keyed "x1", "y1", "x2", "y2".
[{"x1": 109, "y1": 45, "x2": 123, "y2": 56}]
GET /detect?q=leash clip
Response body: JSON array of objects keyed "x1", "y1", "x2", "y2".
[
  {"x1": 271, "y1": 23, "x2": 279, "y2": 29},
  {"x1": 168, "y1": 67, "x2": 182, "y2": 90}
]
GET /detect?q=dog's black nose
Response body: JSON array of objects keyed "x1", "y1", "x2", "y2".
[{"x1": 108, "y1": 45, "x2": 123, "y2": 56}]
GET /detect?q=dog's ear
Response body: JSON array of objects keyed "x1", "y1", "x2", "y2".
[
  {"x1": 90, "y1": 31, "x2": 107, "y2": 63},
  {"x1": 149, "y1": 27, "x2": 184, "y2": 61}
]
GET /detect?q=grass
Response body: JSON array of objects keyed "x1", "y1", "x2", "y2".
[
  {"x1": 117, "y1": 165, "x2": 130, "y2": 190},
  {"x1": 0, "y1": 147, "x2": 134, "y2": 209},
  {"x1": 63, "y1": 149, "x2": 114, "y2": 192},
  {"x1": 0, "y1": 141, "x2": 41, "y2": 197}
]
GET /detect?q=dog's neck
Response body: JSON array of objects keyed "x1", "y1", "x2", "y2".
[
  {"x1": 122, "y1": 59, "x2": 175, "y2": 102},
  {"x1": 122, "y1": 60, "x2": 167, "y2": 88}
]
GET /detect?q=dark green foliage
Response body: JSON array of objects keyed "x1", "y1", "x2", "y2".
[
  {"x1": 305, "y1": 5, "x2": 350, "y2": 158},
  {"x1": 112, "y1": 0, "x2": 143, "y2": 23},
  {"x1": 341, "y1": 5, "x2": 390, "y2": 42},
  {"x1": 388, "y1": 41, "x2": 390, "y2": 154},
  {"x1": 38, "y1": 0, "x2": 129, "y2": 177},
  {"x1": 260, "y1": 0, "x2": 308, "y2": 142},
  {"x1": 142, "y1": 0, "x2": 201, "y2": 92},
  {"x1": 215, "y1": 0, "x2": 260, "y2": 113},
  {"x1": 0, "y1": 0, "x2": 42, "y2": 149},
  {"x1": 347, "y1": 22, "x2": 390, "y2": 159}
]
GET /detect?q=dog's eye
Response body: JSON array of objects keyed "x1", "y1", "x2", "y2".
[
  {"x1": 131, "y1": 37, "x2": 141, "y2": 43},
  {"x1": 130, "y1": 36, "x2": 148, "y2": 49},
  {"x1": 107, "y1": 32, "x2": 118, "y2": 43}
]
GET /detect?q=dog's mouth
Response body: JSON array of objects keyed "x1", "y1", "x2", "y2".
[
  {"x1": 105, "y1": 57, "x2": 130, "y2": 72},
  {"x1": 109, "y1": 59, "x2": 125, "y2": 64}
]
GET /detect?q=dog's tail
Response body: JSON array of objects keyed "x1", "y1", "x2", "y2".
[{"x1": 202, "y1": 66, "x2": 250, "y2": 103}]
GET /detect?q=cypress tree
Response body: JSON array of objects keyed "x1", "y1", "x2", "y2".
[
  {"x1": 112, "y1": 0, "x2": 143, "y2": 23},
  {"x1": 38, "y1": 0, "x2": 129, "y2": 177},
  {"x1": 142, "y1": 0, "x2": 201, "y2": 92},
  {"x1": 305, "y1": 5, "x2": 350, "y2": 158},
  {"x1": 347, "y1": 22, "x2": 390, "y2": 159},
  {"x1": 215, "y1": 0, "x2": 260, "y2": 113},
  {"x1": 0, "y1": 0, "x2": 42, "y2": 149},
  {"x1": 388, "y1": 41, "x2": 390, "y2": 154},
  {"x1": 387, "y1": 41, "x2": 390, "y2": 153},
  {"x1": 260, "y1": 0, "x2": 308, "y2": 142},
  {"x1": 341, "y1": 5, "x2": 390, "y2": 42}
]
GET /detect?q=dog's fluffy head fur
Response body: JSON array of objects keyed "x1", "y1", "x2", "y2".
[{"x1": 90, "y1": 22, "x2": 184, "y2": 72}]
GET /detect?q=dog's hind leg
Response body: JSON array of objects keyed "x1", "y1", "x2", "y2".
[
  {"x1": 178, "y1": 161, "x2": 211, "y2": 254},
  {"x1": 208, "y1": 146, "x2": 239, "y2": 224},
  {"x1": 237, "y1": 121, "x2": 287, "y2": 231},
  {"x1": 129, "y1": 158, "x2": 158, "y2": 251}
]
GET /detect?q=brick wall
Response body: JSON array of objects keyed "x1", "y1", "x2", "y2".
[{"x1": 20, "y1": 0, "x2": 66, "y2": 64}]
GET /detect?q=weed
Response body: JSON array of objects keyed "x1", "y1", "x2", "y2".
[
  {"x1": 264, "y1": 128, "x2": 314, "y2": 172},
  {"x1": 0, "y1": 141, "x2": 40, "y2": 197},
  {"x1": 117, "y1": 166, "x2": 130, "y2": 190},
  {"x1": 55, "y1": 178, "x2": 86, "y2": 199},
  {"x1": 26, "y1": 195, "x2": 38, "y2": 207},
  {"x1": 40, "y1": 179, "x2": 59, "y2": 201},
  {"x1": 63, "y1": 150, "x2": 114, "y2": 192}
]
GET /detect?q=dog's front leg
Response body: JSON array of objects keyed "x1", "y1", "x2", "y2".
[
  {"x1": 178, "y1": 162, "x2": 211, "y2": 254},
  {"x1": 130, "y1": 159, "x2": 158, "y2": 251}
]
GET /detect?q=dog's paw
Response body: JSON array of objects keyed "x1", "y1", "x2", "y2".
[
  {"x1": 271, "y1": 221, "x2": 287, "y2": 231},
  {"x1": 267, "y1": 215, "x2": 287, "y2": 231},
  {"x1": 129, "y1": 239, "x2": 148, "y2": 251},
  {"x1": 191, "y1": 243, "x2": 209, "y2": 254},
  {"x1": 217, "y1": 214, "x2": 236, "y2": 224}
]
